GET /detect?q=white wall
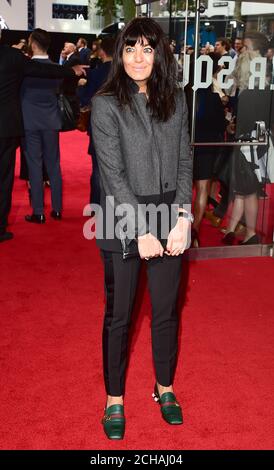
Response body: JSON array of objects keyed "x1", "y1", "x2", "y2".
[
  {"x1": 207, "y1": 1, "x2": 274, "y2": 18},
  {"x1": 241, "y1": 2, "x2": 274, "y2": 16},
  {"x1": 0, "y1": 0, "x2": 102, "y2": 34},
  {"x1": 0, "y1": 0, "x2": 28, "y2": 30}
]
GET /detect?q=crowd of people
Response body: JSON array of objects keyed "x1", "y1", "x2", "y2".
[
  {"x1": 1, "y1": 17, "x2": 274, "y2": 441},
  {"x1": 0, "y1": 30, "x2": 114, "y2": 237},
  {"x1": 179, "y1": 33, "x2": 274, "y2": 247},
  {"x1": 0, "y1": 27, "x2": 89, "y2": 242},
  {"x1": 1, "y1": 28, "x2": 273, "y2": 248}
]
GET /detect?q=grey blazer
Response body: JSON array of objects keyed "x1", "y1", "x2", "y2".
[{"x1": 91, "y1": 86, "x2": 193, "y2": 240}]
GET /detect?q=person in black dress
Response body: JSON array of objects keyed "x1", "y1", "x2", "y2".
[
  {"x1": 222, "y1": 32, "x2": 272, "y2": 245},
  {"x1": 192, "y1": 53, "x2": 227, "y2": 246}
]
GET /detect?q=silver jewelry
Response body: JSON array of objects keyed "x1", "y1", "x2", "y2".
[{"x1": 178, "y1": 211, "x2": 194, "y2": 223}]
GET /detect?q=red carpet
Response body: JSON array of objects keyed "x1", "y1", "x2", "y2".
[{"x1": 0, "y1": 131, "x2": 274, "y2": 450}]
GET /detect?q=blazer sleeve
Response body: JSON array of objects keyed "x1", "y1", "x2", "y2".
[
  {"x1": 22, "y1": 55, "x2": 75, "y2": 80},
  {"x1": 65, "y1": 55, "x2": 82, "y2": 67},
  {"x1": 173, "y1": 91, "x2": 193, "y2": 210},
  {"x1": 91, "y1": 95, "x2": 148, "y2": 238}
]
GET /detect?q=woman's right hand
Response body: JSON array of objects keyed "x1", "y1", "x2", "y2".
[{"x1": 137, "y1": 233, "x2": 164, "y2": 260}]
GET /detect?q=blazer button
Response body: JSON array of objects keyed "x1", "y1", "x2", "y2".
[{"x1": 164, "y1": 182, "x2": 169, "y2": 188}]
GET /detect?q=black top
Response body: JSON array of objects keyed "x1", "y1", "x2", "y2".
[
  {"x1": 195, "y1": 85, "x2": 226, "y2": 142},
  {"x1": 78, "y1": 47, "x2": 91, "y2": 65},
  {"x1": 81, "y1": 61, "x2": 112, "y2": 107}
]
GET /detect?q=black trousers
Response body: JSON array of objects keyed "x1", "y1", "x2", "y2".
[
  {"x1": 0, "y1": 137, "x2": 18, "y2": 234},
  {"x1": 102, "y1": 250, "x2": 183, "y2": 396}
]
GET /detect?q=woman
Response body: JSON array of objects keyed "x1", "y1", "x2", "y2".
[
  {"x1": 91, "y1": 18, "x2": 193, "y2": 440},
  {"x1": 89, "y1": 39, "x2": 102, "y2": 70},
  {"x1": 222, "y1": 31, "x2": 271, "y2": 245},
  {"x1": 192, "y1": 53, "x2": 227, "y2": 246}
]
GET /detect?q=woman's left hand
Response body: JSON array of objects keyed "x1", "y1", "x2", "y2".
[{"x1": 165, "y1": 218, "x2": 190, "y2": 256}]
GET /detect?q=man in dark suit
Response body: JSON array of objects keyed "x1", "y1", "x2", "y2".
[
  {"x1": 0, "y1": 28, "x2": 87, "y2": 242},
  {"x1": 76, "y1": 37, "x2": 91, "y2": 65},
  {"x1": 21, "y1": 29, "x2": 63, "y2": 224},
  {"x1": 62, "y1": 42, "x2": 81, "y2": 120},
  {"x1": 81, "y1": 37, "x2": 114, "y2": 207}
]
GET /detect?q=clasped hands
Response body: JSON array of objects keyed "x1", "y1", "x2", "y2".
[{"x1": 138, "y1": 217, "x2": 190, "y2": 260}]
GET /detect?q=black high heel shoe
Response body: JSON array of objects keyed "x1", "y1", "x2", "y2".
[
  {"x1": 101, "y1": 404, "x2": 125, "y2": 440},
  {"x1": 152, "y1": 384, "x2": 183, "y2": 425},
  {"x1": 221, "y1": 231, "x2": 236, "y2": 245},
  {"x1": 239, "y1": 234, "x2": 260, "y2": 245}
]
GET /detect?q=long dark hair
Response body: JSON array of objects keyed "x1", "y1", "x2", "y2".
[{"x1": 98, "y1": 18, "x2": 179, "y2": 121}]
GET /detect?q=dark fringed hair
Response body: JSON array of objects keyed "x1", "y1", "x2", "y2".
[{"x1": 98, "y1": 18, "x2": 179, "y2": 122}]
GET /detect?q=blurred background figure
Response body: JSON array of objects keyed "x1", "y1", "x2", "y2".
[
  {"x1": 169, "y1": 39, "x2": 176, "y2": 54},
  {"x1": 58, "y1": 47, "x2": 67, "y2": 65},
  {"x1": 234, "y1": 37, "x2": 244, "y2": 58},
  {"x1": 214, "y1": 37, "x2": 231, "y2": 58},
  {"x1": 186, "y1": 45, "x2": 194, "y2": 55},
  {"x1": 62, "y1": 42, "x2": 79, "y2": 65},
  {"x1": 192, "y1": 53, "x2": 227, "y2": 247},
  {"x1": 81, "y1": 37, "x2": 114, "y2": 209},
  {"x1": 89, "y1": 39, "x2": 101, "y2": 69},
  {"x1": 12, "y1": 37, "x2": 49, "y2": 200},
  {"x1": 76, "y1": 37, "x2": 91, "y2": 65},
  {"x1": 222, "y1": 31, "x2": 271, "y2": 246},
  {"x1": 21, "y1": 28, "x2": 63, "y2": 224},
  {"x1": 61, "y1": 42, "x2": 81, "y2": 122}
]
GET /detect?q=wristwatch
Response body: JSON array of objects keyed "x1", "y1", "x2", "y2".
[{"x1": 178, "y1": 211, "x2": 194, "y2": 223}]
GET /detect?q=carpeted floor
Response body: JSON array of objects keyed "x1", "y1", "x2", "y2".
[{"x1": 0, "y1": 131, "x2": 274, "y2": 450}]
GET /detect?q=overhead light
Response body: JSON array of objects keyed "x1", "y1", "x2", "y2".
[{"x1": 205, "y1": 22, "x2": 210, "y2": 26}]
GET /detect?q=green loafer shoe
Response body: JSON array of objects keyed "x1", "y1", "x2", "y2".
[
  {"x1": 152, "y1": 384, "x2": 183, "y2": 425},
  {"x1": 102, "y1": 404, "x2": 125, "y2": 440}
]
